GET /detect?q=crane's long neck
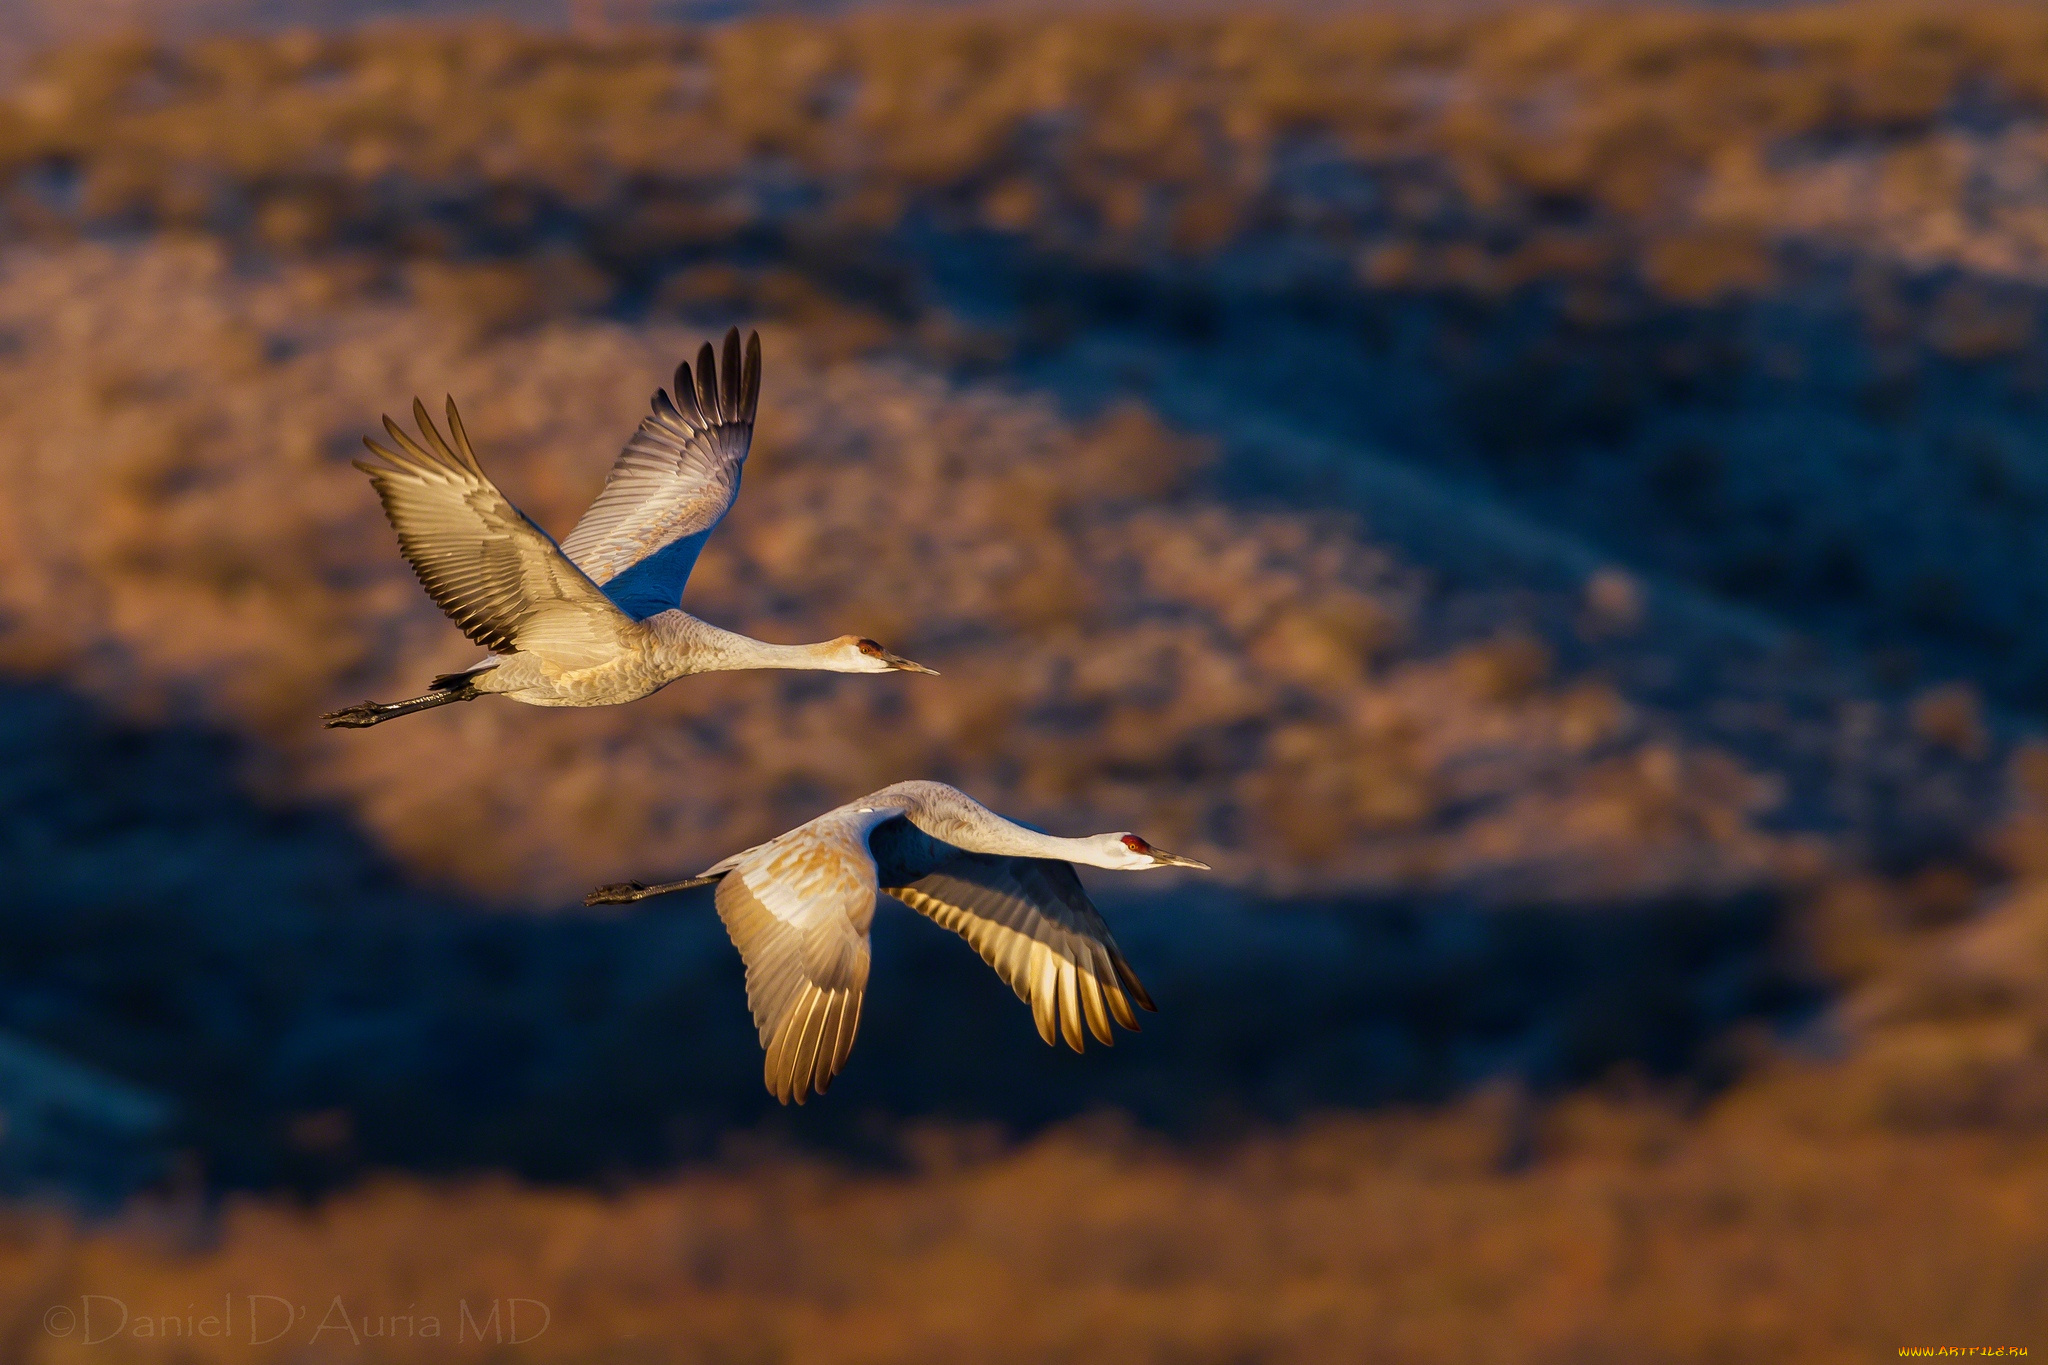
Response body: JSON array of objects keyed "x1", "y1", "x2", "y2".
[
  {"x1": 651, "y1": 613, "x2": 849, "y2": 674},
  {"x1": 886, "y1": 783, "x2": 1123, "y2": 867},
  {"x1": 978, "y1": 827, "x2": 1122, "y2": 866}
]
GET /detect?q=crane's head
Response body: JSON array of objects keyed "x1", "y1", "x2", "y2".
[
  {"x1": 1097, "y1": 832, "x2": 1211, "y2": 872},
  {"x1": 831, "y1": 635, "x2": 939, "y2": 675}
]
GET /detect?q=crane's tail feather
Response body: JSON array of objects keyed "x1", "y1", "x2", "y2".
[{"x1": 430, "y1": 660, "x2": 499, "y2": 691}]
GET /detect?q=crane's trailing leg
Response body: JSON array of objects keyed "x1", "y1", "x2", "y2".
[
  {"x1": 585, "y1": 873, "x2": 724, "y2": 906},
  {"x1": 321, "y1": 679, "x2": 484, "y2": 729}
]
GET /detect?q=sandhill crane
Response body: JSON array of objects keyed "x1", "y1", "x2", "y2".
[
  {"x1": 323, "y1": 329, "x2": 933, "y2": 728},
  {"x1": 585, "y1": 780, "x2": 1209, "y2": 1103}
]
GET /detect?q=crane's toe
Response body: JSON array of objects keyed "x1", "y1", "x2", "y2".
[{"x1": 321, "y1": 702, "x2": 387, "y2": 728}]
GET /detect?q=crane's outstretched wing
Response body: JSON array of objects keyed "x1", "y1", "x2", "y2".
[
  {"x1": 887, "y1": 854, "x2": 1155, "y2": 1052},
  {"x1": 356, "y1": 399, "x2": 632, "y2": 669},
  {"x1": 558, "y1": 328, "x2": 762, "y2": 620},
  {"x1": 709, "y1": 806, "x2": 890, "y2": 1104}
]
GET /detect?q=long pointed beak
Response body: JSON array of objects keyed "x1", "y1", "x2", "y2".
[
  {"x1": 1149, "y1": 849, "x2": 1211, "y2": 871},
  {"x1": 882, "y1": 652, "x2": 939, "y2": 675}
]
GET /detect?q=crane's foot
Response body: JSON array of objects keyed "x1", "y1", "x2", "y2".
[{"x1": 322, "y1": 700, "x2": 400, "y2": 728}]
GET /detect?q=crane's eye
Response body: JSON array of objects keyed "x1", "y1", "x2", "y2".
[
  {"x1": 856, "y1": 638, "x2": 883, "y2": 655},
  {"x1": 1121, "y1": 835, "x2": 1151, "y2": 854}
]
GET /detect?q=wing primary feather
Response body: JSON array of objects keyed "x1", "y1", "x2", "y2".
[
  {"x1": 1089, "y1": 943, "x2": 1136, "y2": 1030},
  {"x1": 808, "y1": 993, "x2": 839, "y2": 1094},
  {"x1": 694, "y1": 341, "x2": 718, "y2": 419},
  {"x1": 761, "y1": 1021, "x2": 788, "y2": 1102},
  {"x1": 996, "y1": 928, "x2": 1032, "y2": 1002},
  {"x1": 1057, "y1": 953, "x2": 1085, "y2": 1052},
  {"x1": 1029, "y1": 942, "x2": 1059, "y2": 1046},
  {"x1": 411, "y1": 398, "x2": 457, "y2": 463},
  {"x1": 651, "y1": 386, "x2": 683, "y2": 427},
  {"x1": 808, "y1": 1000, "x2": 833, "y2": 1096},
  {"x1": 1109, "y1": 947, "x2": 1158, "y2": 1013},
  {"x1": 765, "y1": 984, "x2": 812, "y2": 1102},
  {"x1": 671, "y1": 362, "x2": 703, "y2": 427},
  {"x1": 356, "y1": 437, "x2": 401, "y2": 471},
  {"x1": 720, "y1": 327, "x2": 741, "y2": 418},
  {"x1": 786, "y1": 992, "x2": 816, "y2": 1097},
  {"x1": 1105, "y1": 983, "x2": 1140, "y2": 1031},
  {"x1": 810, "y1": 995, "x2": 838, "y2": 1094},
  {"x1": 742, "y1": 331, "x2": 762, "y2": 421},
  {"x1": 378, "y1": 416, "x2": 436, "y2": 469},
  {"x1": 759, "y1": 988, "x2": 788, "y2": 1072},
  {"x1": 811, "y1": 993, "x2": 844, "y2": 1094},
  {"x1": 833, "y1": 992, "x2": 863, "y2": 1075},
  {"x1": 443, "y1": 397, "x2": 486, "y2": 478},
  {"x1": 764, "y1": 1040, "x2": 793, "y2": 1104},
  {"x1": 1078, "y1": 961, "x2": 1114, "y2": 1046},
  {"x1": 771, "y1": 990, "x2": 811, "y2": 1104},
  {"x1": 789, "y1": 989, "x2": 830, "y2": 1104}
]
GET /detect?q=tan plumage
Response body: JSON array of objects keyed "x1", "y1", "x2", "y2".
[
  {"x1": 323, "y1": 330, "x2": 934, "y2": 729},
  {"x1": 585, "y1": 780, "x2": 1208, "y2": 1103},
  {"x1": 354, "y1": 398, "x2": 632, "y2": 669},
  {"x1": 711, "y1": 809, "x2": 878, "y2": 1104}
]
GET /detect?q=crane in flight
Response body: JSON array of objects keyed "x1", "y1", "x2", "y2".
[
  {"x1": 324, "y1": 329, "x2": 933, "y2": 728},
  {"x1": 586, "y1": 780, "x2": 1209, "y2": 1103}
]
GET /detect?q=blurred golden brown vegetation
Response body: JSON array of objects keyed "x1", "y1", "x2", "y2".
[
  {"x1": 0, "y1": 4, "x2": 2046, "y2": 1358},
  {"x1": 10, "y1": 4, "x2": 2048, "y2": 282},
  {"x1": 7, "y1": 1092, "x2": 2048, "y2": 1363}
]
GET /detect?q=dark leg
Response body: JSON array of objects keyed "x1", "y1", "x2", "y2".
[
  {"x1": 321, "y1": 682, "x2": 482, "y2": 729},
  {"x1": 584, "y1": 874, "x2": 722, "y2": 906}
]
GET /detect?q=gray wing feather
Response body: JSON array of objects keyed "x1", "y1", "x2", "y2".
[
  {"x1": 558, "y1": 328, "x2": 762, "y2": 618},
  {"x1": 886, "y1": 854, "x2": 1155, "y2": 1052}
]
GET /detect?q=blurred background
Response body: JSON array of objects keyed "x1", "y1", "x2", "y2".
[{"x1": 0, "y1": 0, "x2": 2044, "y2": 1358}]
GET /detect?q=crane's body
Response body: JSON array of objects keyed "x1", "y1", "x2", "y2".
[
  {"x1": 588, "y1": 781, "x2": 1209, "y2": 1104},
  {"x1": 360, "y1": 613, "x2": 921, "y2": 722},
  {"x1": 324, "y1": 329, "x2": 931, "y2": 729},
  {"x1": 459, "y1": 613, "x2": 900, "y2": 706}
]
